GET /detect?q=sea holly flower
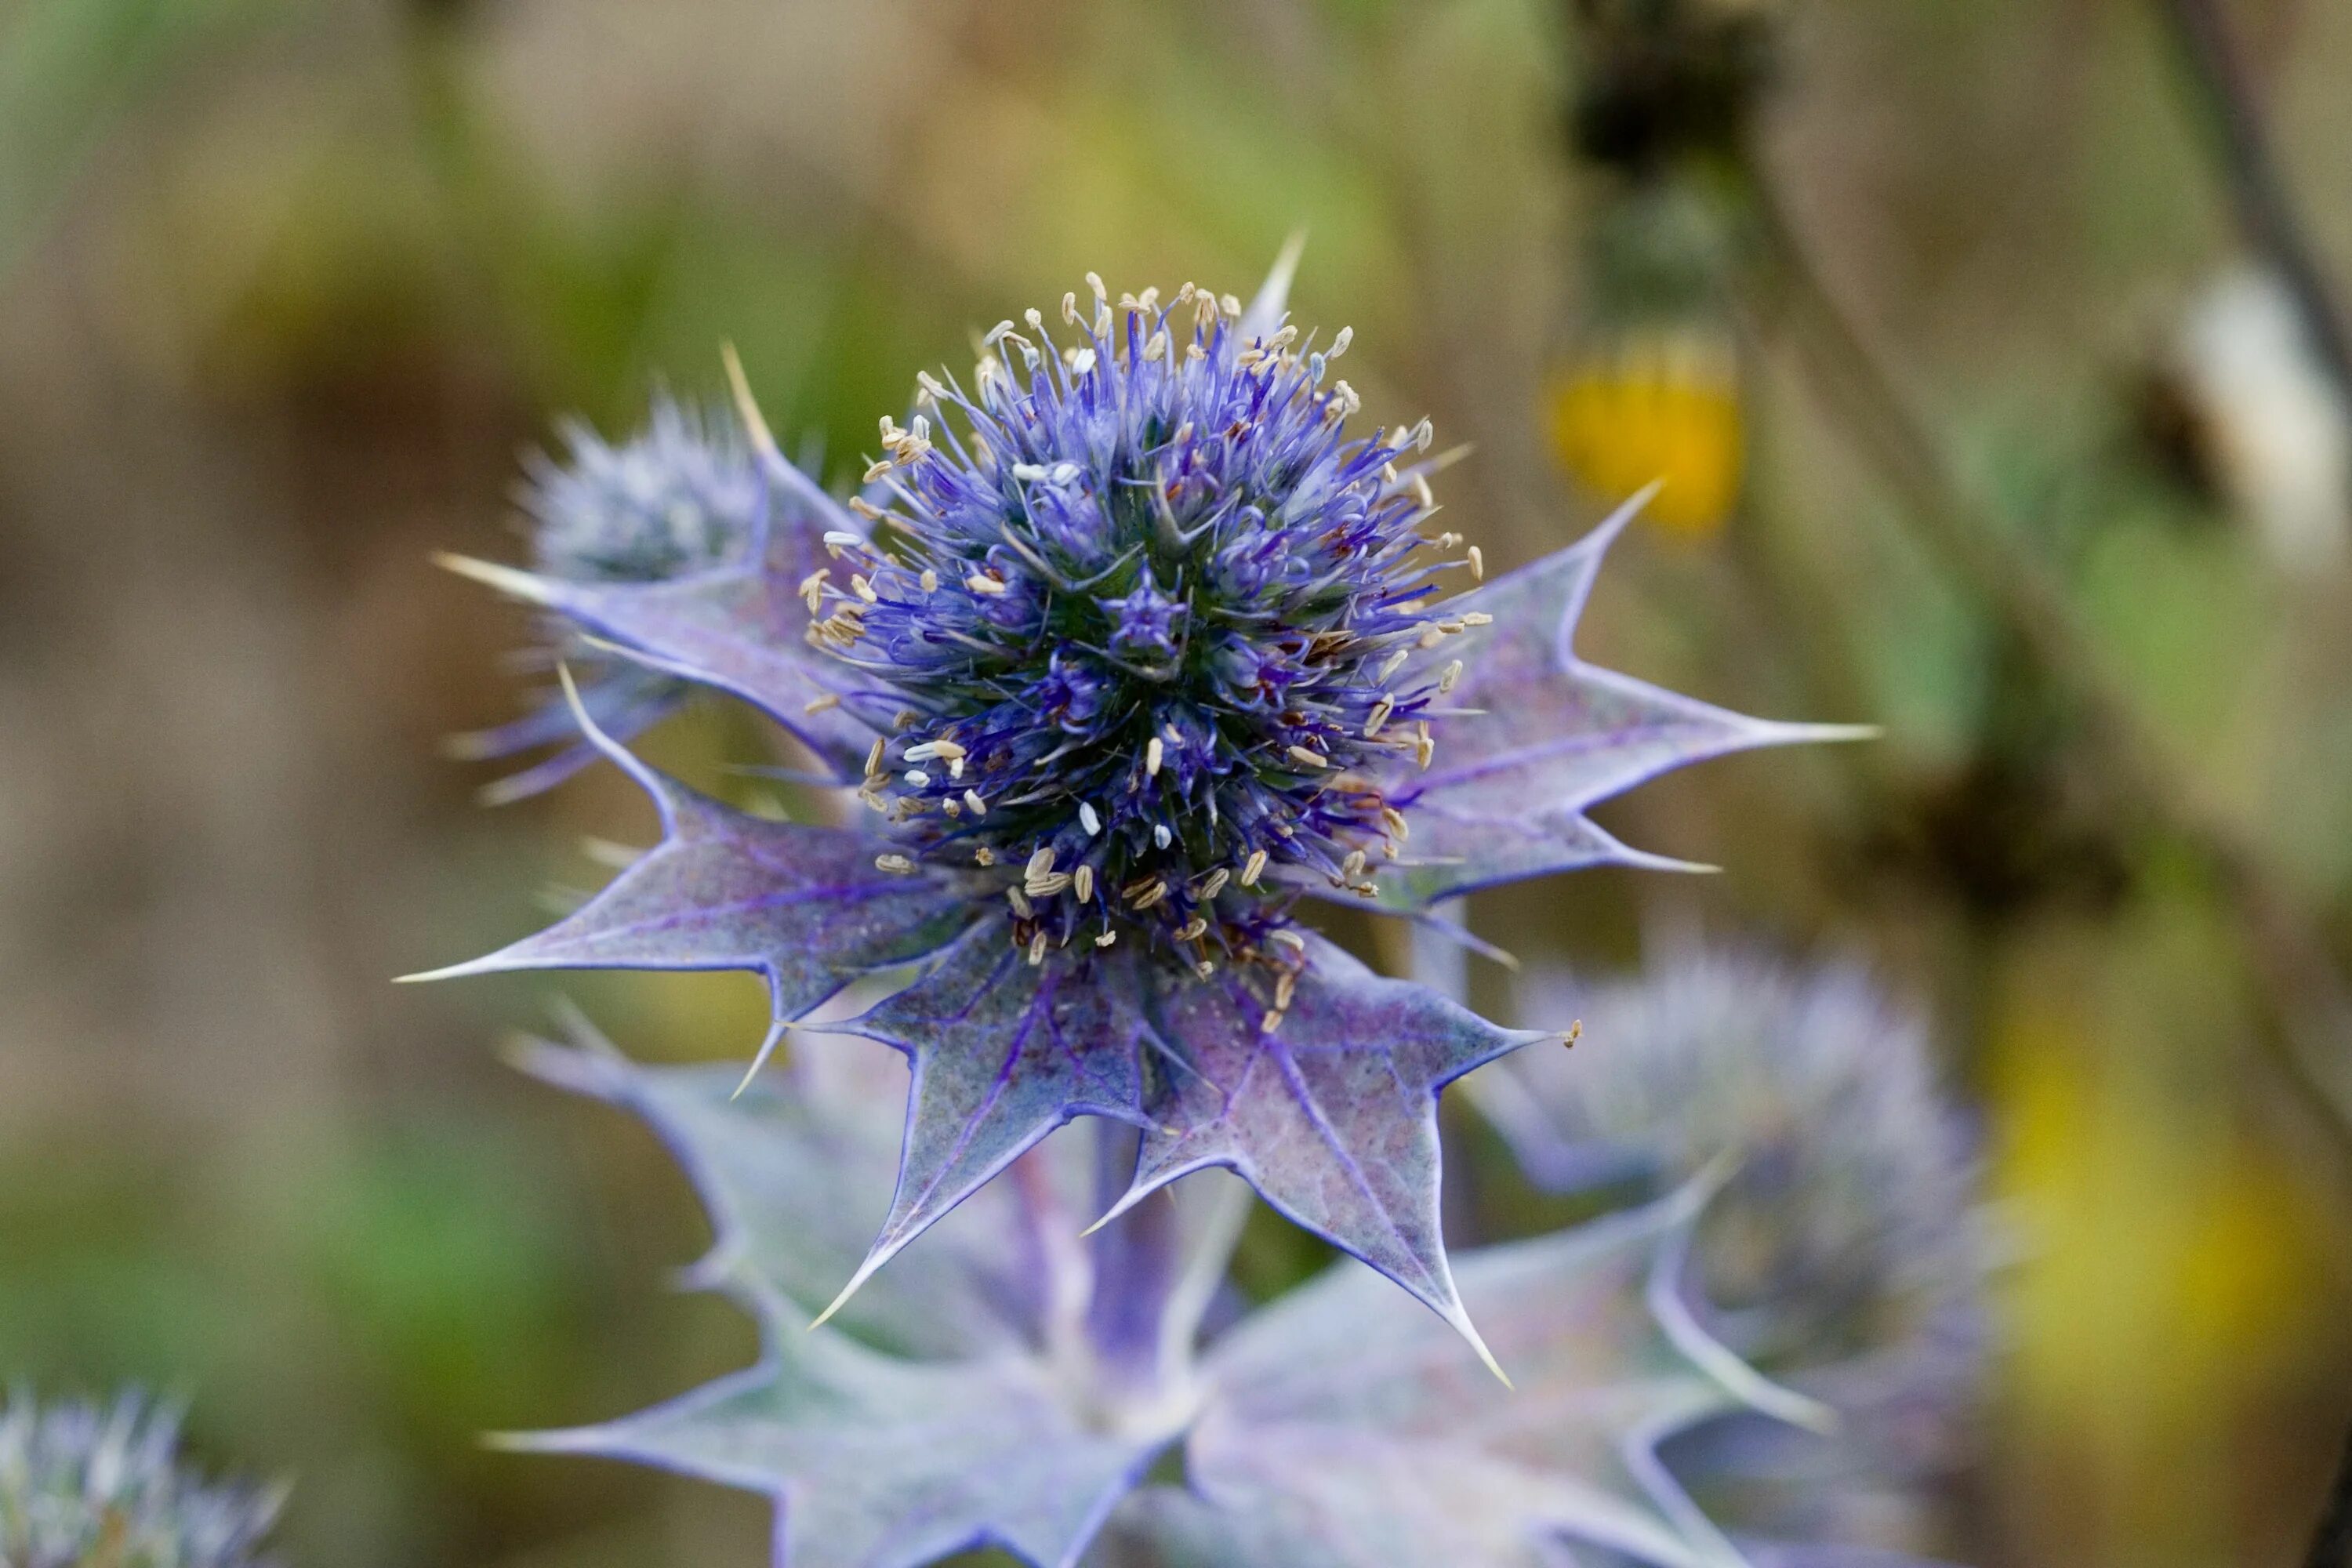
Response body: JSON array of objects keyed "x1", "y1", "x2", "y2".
[
  {"x1": 445, "y1": 396, "x2": 769, "y2": 802},
  {"x1": 0, "y1": 1390, "x2": 285, "y2": 1568},
  {"x1": 417, "y1": 251, "x2": 1857, "y2": 1358},
  {"x1": 1472, "y1": 946, "x2": 1990, "y2": 1552},
  {"x1": 510, "y1": 1018, "x2": 1841, "y2": 1568}
]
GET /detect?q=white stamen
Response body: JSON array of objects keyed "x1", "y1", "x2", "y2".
[
  {"x1": 1146, "y1": 738, "x2": 1164, "y2": 777},
  {"x1": 1079, "y1": 801, "x2": 1102, "y2": 836},
  {"x1": 903, "y1": 768, "x2": 931, "y2": 788},
  {"x1": 875, "y1": 854, "x2": 916, "y2": 875},
  {"x1": 1467, "y1": 545, "x2": 1483, "y2": 581},
  {"x1": 967, "y1": 573, "x2": 1008, "y2": 596},
  {"x1": 1241, "y1": 850, "x2": 1269, "y2": 887},
  {"x1": 1074, "y1": 866, "x2": 1095, "y2": 902},
  {"x1": 964, "y1": 789, "x2": 988, "y2": 816},
  {"x1": 1154, "y1": 823, "x2": 1172, "y2": 849}
]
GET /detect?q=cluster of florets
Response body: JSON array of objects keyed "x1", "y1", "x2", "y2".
[
  {"x1": 1501, "y1": 947, "x2": 1986, "y2": 1375},
  {"x1": 806, "y1": 274, "x2": 1486, "y2": 970},
  {"x1": 0, "y1": 1391, "x2": 283, "y2": 1568},
  {"x1": 524, "y1": 397, "x2": 761, "y2": 584}
]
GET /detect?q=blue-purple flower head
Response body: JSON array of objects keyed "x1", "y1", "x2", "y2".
[
  {"x1": 426, "y1": 249, "x2": 1857, "y2": 1371},
  {"x1": 0, "y1": 1390, "x2": 283, "y2": 1568},
  {"x1": 817, "y1": 276, "x2": 1470, "y2": 975}
]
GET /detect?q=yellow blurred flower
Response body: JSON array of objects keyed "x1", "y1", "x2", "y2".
[{"x1": 1547, "y1": 332, "x2": 1744, "y2": 539}]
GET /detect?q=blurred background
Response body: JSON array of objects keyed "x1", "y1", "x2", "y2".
[{"x1": 3, "y1": 0, "x2": 2350, "y2": 1563}]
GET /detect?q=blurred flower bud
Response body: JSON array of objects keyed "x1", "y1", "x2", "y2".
[
  {"x1": 1548, "y1": 326, "x2": 1744, "y2": 539},
  {"x1": 523, "y1": 395, "x2": 761, "y2": 584},
  {"x1": 0, "y1": 1390, "x2": 285, "y2": 1568},
  {"x1": 2143, "y1": 267, "x2": 2352, "y2": 578},
  {"x1": 1476, "y1": 944, "x2": 1991, "y2": 1550},
  {"x1": 448, "y1": 396, "x2": 767, "y2": 801}
]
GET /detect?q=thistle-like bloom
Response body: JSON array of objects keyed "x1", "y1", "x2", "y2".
[
  {"x1": 0, "y1": 1391, "x2": 283, "y2": 1568},
  {"x1": 448, "y1": 397, "x2": 767, "y2": 800},
  {"x1": 420, "y1": 252, "x2": 1856, "y2": 1358},
  {"x1": 1475, "y1": 946, "x2": 1990, "y2": 1551}
]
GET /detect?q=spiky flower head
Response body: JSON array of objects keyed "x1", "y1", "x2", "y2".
[
  {"x1": 525, "y1": 395, "x2": 764, "y2": 584},
  {"x1": 822, "y1": 274, "x2": 1459, "y2": 966},
  {"x1": 0, "y1": 1391, "x2": 283, "y2": 1568},
  {"x1": 1491, "y1": 946, "x2": 1984, "y2": 1373},
  {"x1": 426, "y1": 248, "x2": 1851, "y2": 1363}
]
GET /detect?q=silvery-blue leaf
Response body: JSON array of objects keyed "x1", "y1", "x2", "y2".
[
  {"x1": 510, "y1": 1284, "x2": 1167, "y2": 1568},
  {"x1": 512, "y1": 1027, "x2": 1193, "y2": 1568},
  {"x1": 514, "y1": 1026, "x2": 1036, "y2": 1359},
  {"x1": 1094, "y1": 1185, "x2": 1834, "y2": 1568}
]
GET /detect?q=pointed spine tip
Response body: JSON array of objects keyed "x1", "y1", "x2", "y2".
[
  {"x1": 393, "y1": 954, "x2": 506, "y2": 984},
  {"x1": 721, "y1": 341, "x2": 785, "y2": 466},
  {"x1": 1464, "y1": 1321, "x2": 1512, "y2": 1388},
  {"x1": 434, "y1": 551, "x2": 554, "y2": 603},
  {"x1": 730, "y1": 1017, "x2": 791, "y2": 1100},
  {"x1": 808, "y1": 1250, "x2": 891, "y2": 1332}
]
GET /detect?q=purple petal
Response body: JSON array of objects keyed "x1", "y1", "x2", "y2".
[
  {"x1": 1098, "y1": 939, "x2": 1548, "y2": 1370},
  {"x1": 406, "y1": 702, "x2": 975, "y2": 1058},
  {"x1": 1384, "y1": 490, "x2": 1869, "y2": 906},
  {"x1": 818, "y1": 922, "x2": 1161, "y2": 1324}
]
